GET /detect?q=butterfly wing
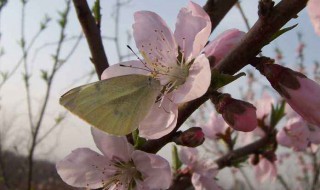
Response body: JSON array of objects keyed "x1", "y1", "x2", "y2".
[{"x1": 60, "y1": 74, "x2": 161, "y2": 136}]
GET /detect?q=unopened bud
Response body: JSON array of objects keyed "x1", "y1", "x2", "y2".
[
  {"x1": 173, "y1": 127, "x2": 205, "y2": 147},
  {"x1": 257, "y1": 63, "x2": 320, "y2": 126},
  {"x1": 203, "y1": 29, "x2": 245, "y2": 64},
  {"x1": 214, "y1": 94, "x2": 258, "y2": 132}
]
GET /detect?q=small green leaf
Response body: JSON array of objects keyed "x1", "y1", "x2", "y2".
[
  {"x1": 172, "y1": 145, "x2": 182, "y2": 172},
  {"x1": 211, "y1": 69, "x2": 246, "y2": 90},
  {"x1": 270, "y1": 100, "x2": 286, "y2": 127},
  {"x1": 268, "y1": 24, "x2": 298, "y2": 44},
  {"x1": 40, "y1": 70, "x2": 48, "y2": 81},
  {"x1": 93, "y1": 0, "x2": 101, "y2": 27},
  {"x1": 132, "y1": 130, "x2": 146, "y2": 149},
  {"x1": 55, "y1": 113, "x2": 65, "y2": 124}
]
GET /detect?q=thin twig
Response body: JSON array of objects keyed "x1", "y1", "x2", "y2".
[
  {"x1": 277, "y1": 175, "x2": 290, "y2": 190},
  {"x1": 236, "y1": 1, "x2": 251, "y2": 31},
  {"x1": 26, "y1": 1, "x2": 72, "y2": 189}
]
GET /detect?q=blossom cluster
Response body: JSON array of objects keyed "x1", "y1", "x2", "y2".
[{"x1": 57, "y1": 1, "x2": 320, "y2": 190}]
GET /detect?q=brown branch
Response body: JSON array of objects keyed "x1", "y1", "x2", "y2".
[
  {"x1": 215, "y1": 135, "x2": 270, "y2": 169},
  {"x1": 203, "y1": 0, "x2": 238, "y2": 32},
  {"x1": 72, "y1": 0, "x2": 109, "y2": 79},
  {"x1": 140, "y1": 0, "x2": 308, "y2": 153}
]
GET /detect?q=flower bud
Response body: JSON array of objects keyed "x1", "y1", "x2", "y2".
[
  {"x1": 173, "y1": 127, "x2": 205, "y2": 147},
  {"x1": 203, "y1": 29, "x2": 245, "y2": 66},
  {"x1": 214, "y1": 94, "x2": 258, "y2": 132},
  {"x1": 257, "y1": 63, "x2": 320, "y2": 126}
]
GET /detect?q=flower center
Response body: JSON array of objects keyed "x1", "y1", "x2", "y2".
[
  {"x1": 103, "y1": 159, "x2": 142, "y2": 190},
  {"x1": 141, "y1": 46, "x2": 192, "y2": 92}
]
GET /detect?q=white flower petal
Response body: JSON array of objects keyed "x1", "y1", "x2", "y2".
[
  {"x1": 101, "y1": 60, "x2": 148, "y2": 80},
  {"x1": 132, "y1": 150, "x2": 172, "y2": 189},
  {"x1": 56, "y1": 148, "x2": 113, "y2": 189},
  {"x1": 139, "y1": 96, "x2": 178, "y2": 139},
  {"x1": 91, "y1": 128, "x2": 133, "y2": 162},
  {"x1": 172, "y1": 54, "x2": 211, "y2": 103},
  {"x1": 174, "y1": 6, "x2": 207, "y2": 59}
]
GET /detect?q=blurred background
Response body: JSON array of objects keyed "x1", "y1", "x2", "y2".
[{"x1": 0, "y1": 0, "x2": 319, "y2": 189}]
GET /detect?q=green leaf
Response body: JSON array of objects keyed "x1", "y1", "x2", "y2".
[
  {"x1": 132, "y1": 130, "x2": 146, "y2": 149},
  {"x1": 268, "y1": 24, "x2": 298, "y2": 44},
  {"x1": 93, "y1": 0, "x2": 101, "y2": 27},
  {"x1": 40, "y1": 70, "x2": 48, "y2": 81},
  {"x1": 270, "y1": 100, "x2": 286, "y2": 128},
  {"x1": 172, "y1": 145, "x2": 182, "y2": 172},
  {"x1": 211, "y1": 69, "x2": 246, "y2": 90}
]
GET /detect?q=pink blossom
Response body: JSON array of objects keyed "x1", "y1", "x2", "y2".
[
  {"x1": 203, "y1": 29, "x2": 245, "y2": 65},
  {"x1": 252, "y1": 156, "x2": 277, "y2": 183},
  {"x1": 179, "y1": 147, "x2": 221, "y2": 190},
  {"x1": 101, "y1": 2, "x2": 211, "y2": 139},
  {"x1": 201, "y1": 112, "x2": 228, "y2": 139},
  {"x1": 276, "y1": 117, "x2": 310, "y2": 151},
  {"x1": 307, "y1": 0, "x2": 320, "y2": 36},
  {"x1": 56, "y1": 128, "x2": 171, "y2": 189}
]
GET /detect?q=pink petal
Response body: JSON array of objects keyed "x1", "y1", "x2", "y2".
[
  {"x1": 191, "y1": 172, "x2": 221, "y2": 190},
  {"x1": 284, "y1": 77, "x2": 320, "y2": 126},
  {"x1": 179, "y1": 147, "x2": 198, "y2": 166},
  {"x1": 202, "y1": 113, "x2": 228, "y2": 139},
  {"x1": 101, "y1": 60, "x2": 148, "y2": 80},
  {"x1": 132, "y1": 150, "x2": 172, "y2": 189},
  {"x1": 276, "y1": 127, "x2": 293, "y2": 148},
  {"x1": 174, "y1": 5, "x2": 208, "y2": 59},
  {"x1": 56, "y1": 148, "x2": 113, "y2": 189},
  {"x1": 91, "y1": 128, "x2": 133, "y2": 162},
  {"x1": 254, "y1": 158, "x2": 277, "y2": 183},
  {"x1": 232, "y1": 105, "x2": 258, "y2": 132},
  {"x1": 139, "y1": 96, "x2": 178, "y2": 139},
  {"x1": 307, "y1": 0, "x2": 320, "y2": 36},
  {"x1": 204, "y1": 29, "x2": 245, "y2": 64},
  {"x1": 172, "y1": 54, "x2": 211, "y2": 103},
  {"x1": 187, "y1": 1, "x2": 212, "y2": 58},
  {"x1": 133, "y1": 11, "x2": 177, "y2": 67},
  {"x1": 256, "y1": 92, "x2": 274, "y2": 119}
]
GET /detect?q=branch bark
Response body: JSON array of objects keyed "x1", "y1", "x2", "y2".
[{"x1": 72, "y1": 0, "x2": 109, "y2": 79}]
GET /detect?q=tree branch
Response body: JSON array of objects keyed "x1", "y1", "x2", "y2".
[{"x1": 72, "y1": 0, "x2": 109, "y2": 79}]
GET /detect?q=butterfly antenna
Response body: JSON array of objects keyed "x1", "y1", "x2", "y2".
[
  {"x1": 119, "y1": 64, "x2": 151, "y2": 72},
  {"x1": 126, "y1": 45, "x2": 152, "y2": 70}
]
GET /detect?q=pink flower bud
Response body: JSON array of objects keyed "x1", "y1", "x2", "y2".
[
  {"x1": 203, "y1": 29, "x2": 245, "y2": 66},
  {"x1": 257, "y1": 63, "x2": 320, "y2": 126},
  {"x1": 173, "y1": 127, "x2": 205, "y2": 147},
  {"x1": 214, "y1": 94, "x2": 258, "y2": 132}
]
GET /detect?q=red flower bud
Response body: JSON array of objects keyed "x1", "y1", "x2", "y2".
[
  {"x1": 173, "y1": 127, "x2": 205, "y2": 147},
  {"x1": 215, "y1": 94, "x2": 258, "y2": 132}
]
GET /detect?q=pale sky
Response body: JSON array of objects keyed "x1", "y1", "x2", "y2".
[{"x1": 0, "y1": 0, "x2": 319, "y2": 174}]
